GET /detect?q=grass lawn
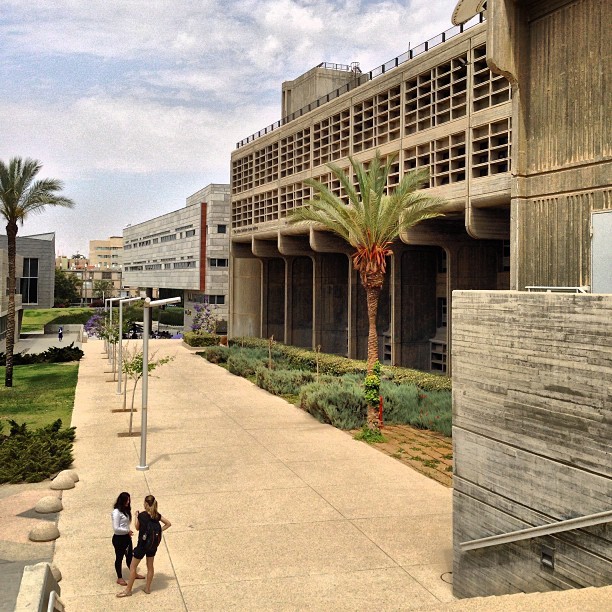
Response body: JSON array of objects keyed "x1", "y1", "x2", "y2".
[
  {"x1": 21, "y1": 307, "x2": 94, "y2": 333},
  {"x1": 0, "y1": 363, "x2": 79, "y2": 430}
]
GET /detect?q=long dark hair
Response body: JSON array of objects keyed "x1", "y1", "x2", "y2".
[{"x1": 114, "y1": 492, "x2": 132, "y2": 519}]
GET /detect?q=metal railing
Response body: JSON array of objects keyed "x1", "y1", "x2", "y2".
[
  {"x1": 526, "y1": 286, "x2": 590, "y2": 293},
  {"x1": 236, "y1": 12, "x2": 486, "y2": 148},
  {"x1": 460, "y1": 510, "x2": 612, "y2": 552}
]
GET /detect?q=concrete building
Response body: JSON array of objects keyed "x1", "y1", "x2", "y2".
[
  {"x1": 448, "y1": 0, "x2": 612, "y2": 600},
  {"x1": 0, "y1": 232, "x2": 56, "y2": 349},
  {"x1": 229, "y1": 1, "x2": 610, "y2": 376},
  {"x1": 122, "y1": 184, "x2": 230, "y2": 330},
  {"x1": 88, "y1": 236, "x2": 123, "y2": 269}
]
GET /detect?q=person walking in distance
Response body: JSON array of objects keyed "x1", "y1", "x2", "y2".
[
  {"x1": 58, "y1": 326, "x2": 63, "y2": 342},
  {"x1": 117, "y1": 494, "x2": 171, "y2": 597},
  {"x1": 111, "y1": 492, "x2": 144, "y2": 586}
]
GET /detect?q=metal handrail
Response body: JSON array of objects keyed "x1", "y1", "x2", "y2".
[
  {"x1": 460, "y1": 510, "x2": 612, "y2": 552},
  {"x1": 525, "y1": 286, "x2": 590, "y2": 293},
  {"x1": 236, "y1": 12, "x2": 486, "y2": 148}
]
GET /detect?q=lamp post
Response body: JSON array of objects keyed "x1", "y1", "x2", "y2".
[
  {"x1": 137, "y1": 295, "x2": 182, "y2": 471},
  {"x1": 117, "y1": 296, "x2": 143, "y2": 395},
  {"x1": 106, "y1": 297, "x2": 122, "y2": 370}
]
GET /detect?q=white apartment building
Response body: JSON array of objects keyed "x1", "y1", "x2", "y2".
[{"x1": 122, "y1": 184, "x2": 230, "y2": 331}]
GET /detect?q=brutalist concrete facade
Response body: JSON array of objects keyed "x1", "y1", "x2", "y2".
[
  {"x1": 230, "y1": 15, "x2": 511, "y2": 374},
  {"x1": 452, "y1": 290, "x2": 612, "y2": 597},
  {"x1": 122, "y1": 184, "x2": 230, "y2": 329}
]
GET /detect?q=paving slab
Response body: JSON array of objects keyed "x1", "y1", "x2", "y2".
[{"x1": 51, "y1": 340, "x2": 456, "y2": 609}]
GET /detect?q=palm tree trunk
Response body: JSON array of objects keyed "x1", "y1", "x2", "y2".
[
  {"x1": 5, "y1": 221, "x2": 18, "y2": 387},
  {"x1": 363, "y1": 272, "x2": 384, "y2": 373}
]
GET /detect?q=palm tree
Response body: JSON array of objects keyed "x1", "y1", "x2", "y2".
[
  {"x1": 0, "y1": 157, "x2": 74, "y2": 387},
  {"x1": 288, "y1": 151, "x2": 443, "y2": 373}
]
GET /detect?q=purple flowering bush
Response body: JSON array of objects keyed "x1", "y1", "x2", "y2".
[{"x1": 191, "y1": 301, "x2": 218, "y2": 334}]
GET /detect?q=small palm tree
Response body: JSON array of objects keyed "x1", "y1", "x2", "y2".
[
  {"x1": 288, "y1": 151, "x2": 443, "y2": 372},
  {"x1": 0, "y1": 158, "x2": 74, "y2": 387}
]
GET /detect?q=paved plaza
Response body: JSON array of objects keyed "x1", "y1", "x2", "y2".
[
  {"x1": 52, "y1": 339, "x2": 455, "y2": 610},
  {"x1": 6, "y1": 338, "x2": 610, "y2": 610}
]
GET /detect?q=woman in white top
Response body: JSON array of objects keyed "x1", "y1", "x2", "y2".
[{"x1": 111, "y1": 492, "x2": 144, "y2": 586}]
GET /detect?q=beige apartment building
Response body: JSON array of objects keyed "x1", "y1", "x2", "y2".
[
  {"x1": 89, "y1": 236, "x2": 123, "y2": 269},
  {"x1": 229, "y1": 0, "x2": 610, "y2": 375}
]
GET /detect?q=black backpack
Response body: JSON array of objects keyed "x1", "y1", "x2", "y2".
[{"x1": 142, "y1": 516, "x2": 162, "y2": 552}]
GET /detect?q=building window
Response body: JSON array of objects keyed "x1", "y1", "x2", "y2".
[
  {"x1": 205, "y1": 294, "x2": 225, "y2": 305},
  {"x1": 217, "y1": 224, "x2": 227, "y2": 233},
  {"x1": 173, "y1": 261, "x2": 196, "y2": 269},
  {"x1": 208, "y1": 258, "x2": 228, "y2": 268},
  {"x1": 21, "y1": 258, "x2": 39, "y2": 304},
  {"x1": 185, "y1": 229, "x2": 196, "y2": 237},
  {"x1": 160, "y1": 234, "x2": 177, "y2": 243}
]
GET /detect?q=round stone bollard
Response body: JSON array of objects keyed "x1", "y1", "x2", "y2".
[
  {"x1": 35, "y1": 496, "x2": 63, "y2": 514},
  {"x1": 58, "y1": 469, "x2": 79, "y2": 483},
  {"x1": 50, "y1": 474, "x2": 75, "y2": 490},
  {"x1": 29, "y1": 524, "x2": 60, "y2": 542},
  {"x1": 50, "y1": 563, "x2": 62, "y2": 582}
]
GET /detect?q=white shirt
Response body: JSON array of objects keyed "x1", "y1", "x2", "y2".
[{"x1": 112, "y1": 509, "x2": 131, "y2": 535}]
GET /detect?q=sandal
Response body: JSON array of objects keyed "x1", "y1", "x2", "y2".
[
  {"x1": 144, "y1": 588, "x2": 151, "y2": 595},
  {"x1": 116, "y1": 590, "x2": 132, "y2": 598},
  {"x1": 135, "y1": 574, "x2": 146, "y2": 579},
  {"x1": 116, "y1": 578, "x2": 127, "y2": 586}
]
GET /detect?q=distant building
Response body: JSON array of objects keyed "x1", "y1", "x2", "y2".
[
  {"x1": 56, "y1": 255, "x2": 89, "y2": 270},
  {"x1": 122, "y1": 184, "x2": 230, "y2": 331},
  {"x1": 0, "y1": 232, "x2": 56, "y2": 349},
  {"x1": 89, "y1": 236, "x2": 123, "y2": 269}
]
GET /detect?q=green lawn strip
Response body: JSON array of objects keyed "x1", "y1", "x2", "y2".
[
  {"x1": 21, "y1": 307, "x2": 94, "y2": 333},
  {"x1": 0, "y1": 363, "x2": 79, "y2": 429}
]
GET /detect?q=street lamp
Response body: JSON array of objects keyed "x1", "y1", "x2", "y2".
[
  {"x1": 106, "y1": 297, "x2": 122, "y2": 368},
  {"x1": 117, "y1": 296, "x2": 143, "y2": 395},
  {"x1": 137, "y1": 295, "x2": 182, "y2": 471}
]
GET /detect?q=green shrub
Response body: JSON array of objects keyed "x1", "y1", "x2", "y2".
[
  {"x1": 256, "y1": 367, "x2": 315, "y2": 396},
  {"x1": 0, "y1": 419, "x2": 76, "y2": 484},
  {"x1": 385, "y1": 366, "x2": 451, "y2": 392},
  {"x1": 299, "y1": 379, "x2": 366, "y2": 429},
  {"x1": 183, "y1": 332, "x2": 220, "y2": 347},
  {"x1": 159, "y1": 306, "x2": 184, "y2": 326},
  {"x1": 198, "y1": 345, "x2": 230, "y2": 364},
  {"x1": 380, "y1": 381, "x2": 420, "y2": 424},
  {"x1": 0, "y1": 342, "x2": 84, "y2": 365},
  {"x1": 414, "y1": 390, "x2": 452, "y2": 437},
  {"x1": 229, "y1": 337, "x2": 451, "y2": 391},
  {"x1": 227, "y1": 352, "x2": 266, "y2": 377}
]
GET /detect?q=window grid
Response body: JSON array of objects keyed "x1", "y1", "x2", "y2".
[
  {"x1": 404, "y1": 131, "x2": 467, "y2": 187},
  {"x1": 313, "y1": 109, "x2": 350, "y2": 167},
  {"x1": 404, "y1": 55, "x2": 468, "y2": 135},
  {"x1": 232, "y1": 197, "x2": 253, "y2": 228},
  {"x1": 232, "y1": 153, "x2": 253, "y2": 194},
  {"x1": 471, "y1": 118, "x2": 511, "y2": 177},
  {"x1": 253, "y1": 190, "x2": 279, "y2": 224},
  {"x1": 472, "y1": 44, "x2": 511, "y2": 112},
  {"x1": 280, "y1": 184, "x2": 311, "y2": 218},
  {"x1": 254, "y1": 143, "x2": 279, "y2": 187},
  {"x1": 280, "y1": 128, "x2": 311, "y2": 178},
  {"x1": 313, "y1": 169, "x2": 350, "y2": 205}
]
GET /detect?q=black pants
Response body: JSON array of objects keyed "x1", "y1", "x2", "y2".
[{"x1": 112, "y1": 534, "x2": 133, "y2": 578}]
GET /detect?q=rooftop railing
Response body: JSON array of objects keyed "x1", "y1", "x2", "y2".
[{"x1": 236, "y1": 12, "x2": 486, "y2": 149}]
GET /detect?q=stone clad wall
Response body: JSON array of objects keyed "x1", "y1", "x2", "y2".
[{"x1": 451, "y1": 290, "x2": 612, "y2": 598}]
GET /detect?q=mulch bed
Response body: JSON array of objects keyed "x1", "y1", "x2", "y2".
[{"x1": 350, "y1": 424, "x2": 453, "y2": 487}]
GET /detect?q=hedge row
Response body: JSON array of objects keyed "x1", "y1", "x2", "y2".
[
  {"x1": 0, "y1": 342, "x2": 84, "y2": 366},
  {"x1": 0, "y1": 419, "x2": 76, "y2": 484},
  {"x1": 228, "y1": 337, "x2": 451, "y2": 392},
  {"x1": 183, "y1": 332, "x2": 222, "y2": 347}
]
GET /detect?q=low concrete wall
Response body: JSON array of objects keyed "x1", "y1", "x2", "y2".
[
  {"x1": 15, "y1": 562, "x2": 60, "y2": 612},
  {"x1": 452, "y1": 291, "x2": 612, "y2": 598},
  {"x1": 43, "y1": 323, "x2": 85, "y2": 342}
]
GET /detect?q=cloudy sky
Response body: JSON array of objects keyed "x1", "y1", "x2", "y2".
[{"x1": 0, "y1": 0, "x2": 459, "y2": 256}]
